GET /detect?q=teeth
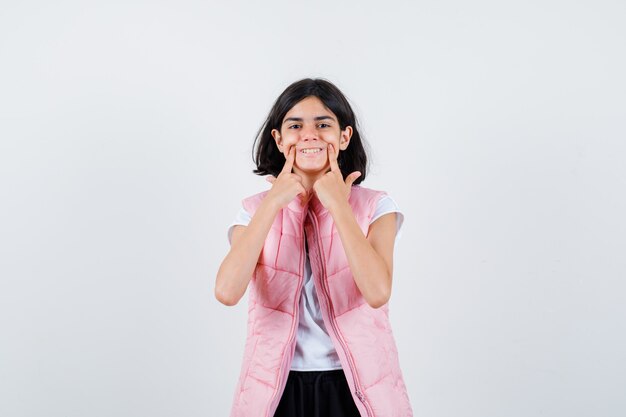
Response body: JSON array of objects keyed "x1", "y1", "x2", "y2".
[{"x1": 301, "y1": 148, "x2": 322, "y2": 154}]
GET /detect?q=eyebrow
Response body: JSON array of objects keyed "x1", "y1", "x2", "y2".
[{"x1": 282, "y1": 116, "x2": 336, "y2": 124}]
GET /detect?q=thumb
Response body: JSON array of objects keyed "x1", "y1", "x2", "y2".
[
  {"x1": 266, "y1": 175, "x2": 276, "y2": 184},
  {"x1": 345, "y1": 171, "x2": 361, "y2": 187}
]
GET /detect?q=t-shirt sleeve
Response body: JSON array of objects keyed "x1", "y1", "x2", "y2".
[
  {"x1": 227, "y1": 206, "x2": 252, "y2": 245},
  {"x1": 369, "y1": 194, "x2": 405, "y2": 241}
]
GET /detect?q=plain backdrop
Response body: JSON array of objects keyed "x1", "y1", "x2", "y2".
[{"x1": 1, "y1": 1, "x2": 625, "y2": 416}]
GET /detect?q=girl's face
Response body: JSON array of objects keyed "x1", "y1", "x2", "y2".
[{"x1": 271, "y1": 96, "x2": 352, "y2": 177}]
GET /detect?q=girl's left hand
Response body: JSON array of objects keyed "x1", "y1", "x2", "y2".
[{"x1": 312, "y1": 144, "x2": 361, "y2": 212}]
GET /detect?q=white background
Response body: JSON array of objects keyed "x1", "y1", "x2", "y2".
[{"x1": 1, "y1": 1, "x2": 625, "y2": 416}]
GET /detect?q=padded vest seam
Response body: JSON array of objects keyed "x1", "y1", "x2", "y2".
[
  {"x1": 334, "y1": 301, "x2": 369, "y2": 318},
  {"x1": 256, "y1": 264, "x2": 300, "y2": 276},
  {"x1": 325, "y1": 264, "x2": 352, "y2": 278}
]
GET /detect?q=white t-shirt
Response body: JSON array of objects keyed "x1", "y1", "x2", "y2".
[{"x1": 227, "y1": 194, "x2": 404, "y2": 371}]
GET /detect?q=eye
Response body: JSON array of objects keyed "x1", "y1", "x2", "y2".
[
  {"x1": 318, "y1": 123, "x2": 330, "y2": 128},
  {"x1": 288, "y1": 124, "x2": 301, "y2": 129}
]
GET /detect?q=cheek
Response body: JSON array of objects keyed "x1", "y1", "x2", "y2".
[
  {"x1": 281, "y1": 134, "x2": 298, "y2": 146},
  {"x1": 324, "y1": 138, "x2": 341, "y2": 150},
  {"x1": 280, "y1": 138, "x2": 297, "y2": 151}
]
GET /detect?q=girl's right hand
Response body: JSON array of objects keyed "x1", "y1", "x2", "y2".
[{"x1": 265, "y1": 146, "x2": 309, "y2": 208}]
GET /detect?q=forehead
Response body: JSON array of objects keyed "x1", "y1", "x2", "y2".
[{"x1": 283, "y1": 96, "x2": 337, "y2": 120}]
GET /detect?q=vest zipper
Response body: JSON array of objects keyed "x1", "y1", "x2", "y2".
[
  {"x1": 265, "y1": 219, "x2": 306, "y2": 417},
  {"x1": 309, "y1": 213, "x2": 375, "y2": 417}
]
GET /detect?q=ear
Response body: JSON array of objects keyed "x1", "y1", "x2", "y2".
[
  {"x1": 339, "y1": 126, "x2": 353, "y2": 151},
  {"x1": 271, "y1": 128, "x2": 284, "y2": 153}
]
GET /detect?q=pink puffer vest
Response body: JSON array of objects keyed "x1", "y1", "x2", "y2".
[{"x1": 229, "y1": 184, "x2": 413, "y2": 417}]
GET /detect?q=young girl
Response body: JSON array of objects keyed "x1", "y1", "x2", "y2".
[{"x1": 215, "y1": 78, "x2": 413, "y2": 417}]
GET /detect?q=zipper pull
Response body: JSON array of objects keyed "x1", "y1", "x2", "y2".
[{"x1": 355, "y1": 389, "x2": 366, "y2": 403}]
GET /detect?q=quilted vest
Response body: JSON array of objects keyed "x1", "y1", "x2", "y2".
[{"x1": 229, "y1": 184, "x2": 413, "y2": 417}]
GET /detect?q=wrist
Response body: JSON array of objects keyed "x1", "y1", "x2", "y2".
[
  {"x1": 260, "y1": 194, "x2": 281, "y2": 214},
  {"x1": 328, "y1": 199, "x2": 351, "y2": 217}
]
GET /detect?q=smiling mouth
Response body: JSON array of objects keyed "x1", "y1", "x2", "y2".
[{"x1": 300, "y1": 148, "x2": 323, "y2": 154}]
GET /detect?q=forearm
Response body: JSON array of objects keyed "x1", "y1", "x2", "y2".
[
  {"x1": 328, "y1": 201, "x2": 391, "y2": 308},
  {"x1": 215, "y1": 197, "x2": 279, "y2": 306}
]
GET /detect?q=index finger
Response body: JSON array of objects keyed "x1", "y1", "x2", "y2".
[
  {"x1": 328, "y1": 143, "x2": 340, "y2": 173},
  {"x1": 281, "y1": 145, "x2": 295, "y2": 174}
]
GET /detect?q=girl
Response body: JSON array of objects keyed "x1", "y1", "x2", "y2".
[{"x1": 215, "y1": 78, "x2": 413, "y2": 417}]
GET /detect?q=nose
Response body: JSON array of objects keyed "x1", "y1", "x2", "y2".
[{"x1": 300, "y1": 123, "x2": 319, "y2": 141}]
